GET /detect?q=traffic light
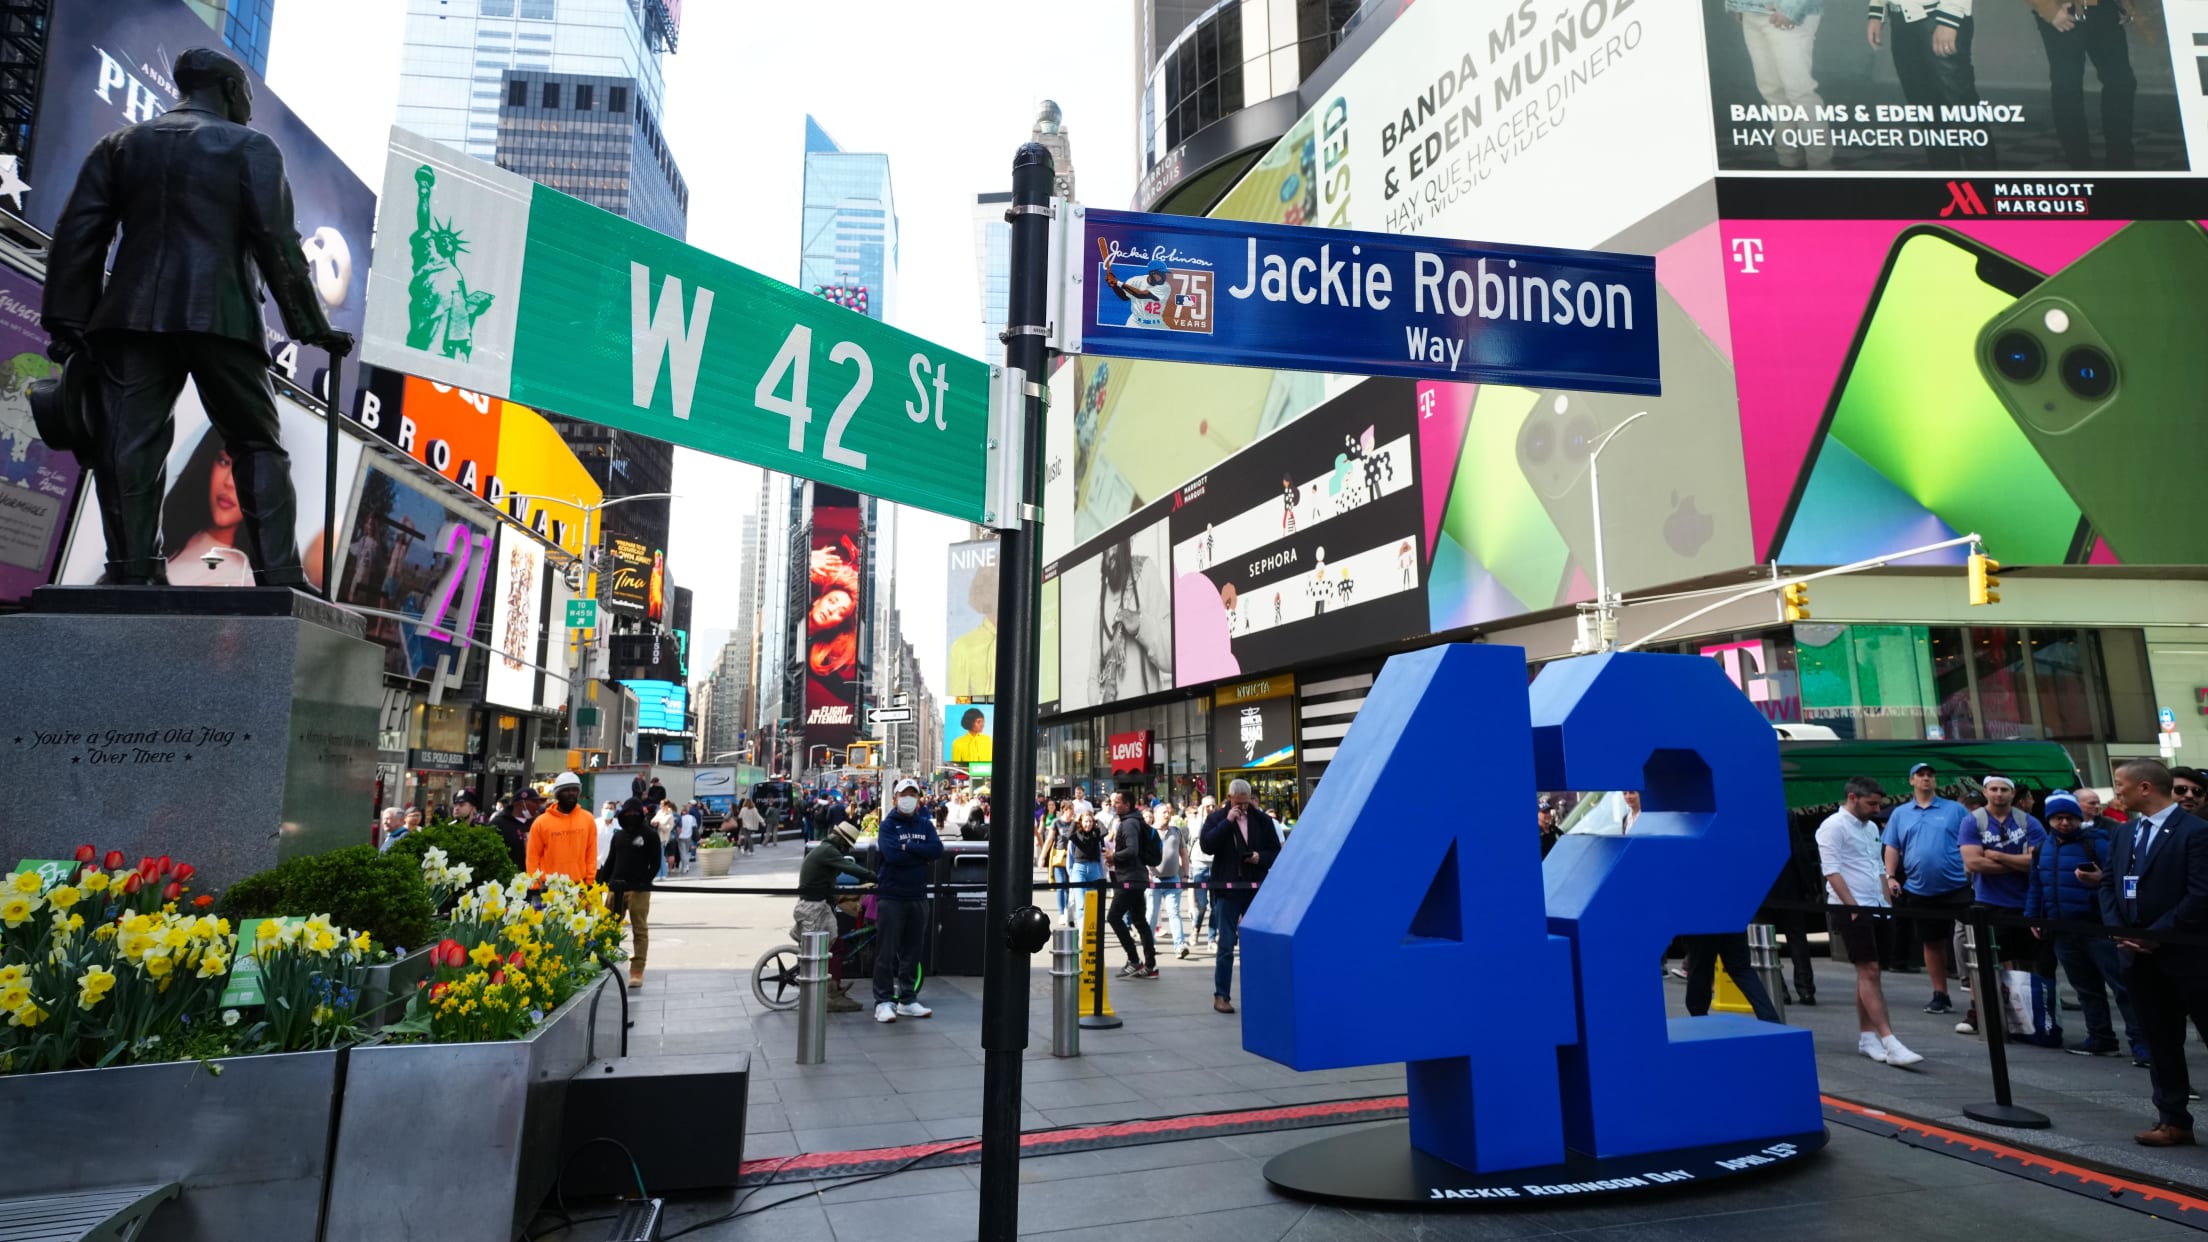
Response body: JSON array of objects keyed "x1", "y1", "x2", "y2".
[
  {"x1": 1968, "y1": 553, "x2": 2001, "y2": 606},
  {"x1": 1781, "y1": 582, "x2": 1811, "y2": 622}
]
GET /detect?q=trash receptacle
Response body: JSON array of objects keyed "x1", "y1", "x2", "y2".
[{"x1": 933, "y1": 842, "x2": 991, "y2": 976}]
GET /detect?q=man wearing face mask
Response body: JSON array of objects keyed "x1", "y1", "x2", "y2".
[
  {"x1": 527, "y1": 771, "x2": 599, "y2": 884},
  {"x1": 600, "y1": 798, "x2": 660, "y2": 989},
  {"x1": 874, "y1": 777, "x2": 945, "y2": 1022}
]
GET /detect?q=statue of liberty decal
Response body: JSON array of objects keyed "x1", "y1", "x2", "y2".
[{"x1": 405, "y1": 165, "x2": 496, "y2": 359}]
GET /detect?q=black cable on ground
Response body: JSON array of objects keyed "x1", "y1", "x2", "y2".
[{"x1": 660, "y1": 1139, "x2": 982, "y2": 1239}]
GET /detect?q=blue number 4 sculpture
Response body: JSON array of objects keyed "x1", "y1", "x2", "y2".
[{"x1": 1240, "y1": 646, "x2": 1821, "y2": 1172}]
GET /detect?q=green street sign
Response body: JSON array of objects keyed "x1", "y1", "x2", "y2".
[
  {"x1": 565, "y1": 599, "x2": 600, "y2": 631},
  {"x1": 363, "y1": 128, "x2": 993, "y2": 522},
  {"x1": 11, "y1": 859, "x2": 73, "y2": 887}
]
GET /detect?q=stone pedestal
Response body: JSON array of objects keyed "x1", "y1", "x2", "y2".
[{"x1": 0, "y1": 587, "x2": 382, "y2": 886}]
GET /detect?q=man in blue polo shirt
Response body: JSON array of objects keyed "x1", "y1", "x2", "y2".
[{"x1": 1882, "y1": 762, "x2": 1973, "y2": 1014}]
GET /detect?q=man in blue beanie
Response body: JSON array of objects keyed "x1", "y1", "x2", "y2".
[
  {"x1": 874, "y1": 776, "x2": 944, "y2": 1022},
  {"x1": 2028, "y1": 791, "x2": 2143, "y2": 1060}
]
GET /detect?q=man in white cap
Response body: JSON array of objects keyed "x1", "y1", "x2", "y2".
[
  {"x1": 1955, "y1": 774, "x2": 2045, "y2": 1036},
  {"x1": 874, "y1": 776, "x2": 944, "y2": 1022}
]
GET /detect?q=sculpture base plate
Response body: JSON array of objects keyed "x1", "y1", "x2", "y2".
[{"x1": 1262, "y1": 1121, "x2": 1827, "y2": 1207}]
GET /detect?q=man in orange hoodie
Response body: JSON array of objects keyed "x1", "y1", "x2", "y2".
[{"x1": 527, "y1": 772, "x2": 598, "y2": 883}]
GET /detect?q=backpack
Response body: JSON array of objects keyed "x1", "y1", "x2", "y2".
[{"x1": 1139, "y1": 820, "x2": 1163, "y2": 868}]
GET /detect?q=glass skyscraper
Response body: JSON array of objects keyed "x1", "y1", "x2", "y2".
[
  {"x1": 185, "y1": 0, "x2": 278, "y2": 76},
  {"x1": 799, "y1": 116, "x2": 897, "y2": 323},
  {"x1": 972, "y1": 103, "x2": 1075, "y2": 368}
]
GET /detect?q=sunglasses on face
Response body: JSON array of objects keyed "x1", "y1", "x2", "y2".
[{"x1": 2178, "y1": 785, "x2": 2205, "y2": 798}]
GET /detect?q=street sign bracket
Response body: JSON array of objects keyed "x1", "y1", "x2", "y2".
[
  {"x1": 1046, "y1": 199, "x2": 1083, "y2": 356},
  {"x1": 984, "y1": 363, "x2": 1028, "y2": 532}
]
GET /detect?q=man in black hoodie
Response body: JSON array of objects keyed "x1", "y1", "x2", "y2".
[
  {"x1": 491, "y1": 787, "x2": 538, "y2": 870},
  {"x1": 599, "y1": 798, "x2": 660, "y2": 990},
  {"x1": 873, "y1": 777, "x2": 945, "y2": 1022},
  {"x1": 1200, "y1": 779, "x2": 1282, "y2": 1014}
]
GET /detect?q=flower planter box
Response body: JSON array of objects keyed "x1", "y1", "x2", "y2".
[
  {"x1": 323, "y1": 970, "x2": 611, "y2": 1242},
  {"x1": 0, "y1": 1047, "x2": 344, "y2": 1242},
  {"x1": 698, "y1": 847, "x2": 734, "y2": 876},
  {"x1": 357, "y1": 944, "x2": 435, "y2": 1032}
]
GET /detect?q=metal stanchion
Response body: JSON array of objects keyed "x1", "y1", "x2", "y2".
[
  {"x1": 1748, "y1": 923, "x2": 1786, "y2": 1024},
  {"x1": 1960, "y1": 915, "x2": 2050, "y2": 1129},
  {"x1": 796, "y1": 929, "x2": 830, "y2": 1066},
  {"x1": 1051, "y1": 926, "x2": 1082, "y2": 1058}
]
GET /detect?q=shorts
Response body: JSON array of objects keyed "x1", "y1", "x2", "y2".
[
  {"x1": 1829, "y1": 908, "x2": 1895, "y2": 966},
  {"x1": 1895, "y1": 885, "x2": 1973, "y2": 946}
]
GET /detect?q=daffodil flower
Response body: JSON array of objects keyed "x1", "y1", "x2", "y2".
[{"x1": 8, "y1": 870, "x2": 43, "y2": 895}]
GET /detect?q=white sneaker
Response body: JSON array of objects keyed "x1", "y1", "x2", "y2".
[
  {"x1": 1859, "y1": 1033, "x2": 1889, "y2": 1063},
  {"x1": 895, "y1": 1001, "x2": 932, "y2": 1019},
  {"x1": 1882, "y1": 1036, "x2": 1924, "y2": 1067},
  {"x1": 874, "y1": 1002, "x2": 896, "y2": 1024}
]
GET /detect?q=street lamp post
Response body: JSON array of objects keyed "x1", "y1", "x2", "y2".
[{"x1": 1583, "y1": 410, "x2": 1650, "y2": 653}]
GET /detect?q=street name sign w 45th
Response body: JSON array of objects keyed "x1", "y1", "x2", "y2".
[
  {"x1": 361, "y1": 127, "x2": 992, "y2": 522},
  {"x1": 1071, "y1": 206, "x2": 1661, "y2": 396}
]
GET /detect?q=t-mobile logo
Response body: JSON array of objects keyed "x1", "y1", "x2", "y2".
[
  {"x1": 1939, "y1": 181, "x2": 1988, "y2": 217},
  {"x1": 1729, "y1": 238, "x2": 1765, "y2": 274}
]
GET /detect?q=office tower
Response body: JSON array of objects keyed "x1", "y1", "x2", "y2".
[
  {"x1": 799, "y1": 115, "x2": 898, "y2": 323},
  {"x1": 185, "y1": 0, "x2": 277, "y2": 75},
  {"x1": 397, "y1": 0, "x2": 686, "y2": 567}
]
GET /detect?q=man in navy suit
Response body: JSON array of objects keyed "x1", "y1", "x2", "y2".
[{"x1": 2097, "y1": 758, "x2": 2208, "y2": 1146}]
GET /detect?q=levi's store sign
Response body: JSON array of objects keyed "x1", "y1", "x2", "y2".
[{"x1": 1109, "y1": 730, "x2": 1153, "y2": 775}]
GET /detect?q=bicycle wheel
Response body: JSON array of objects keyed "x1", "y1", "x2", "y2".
[{"x1": 752, "y1": 943, "x2": 803, "y2": 1010}]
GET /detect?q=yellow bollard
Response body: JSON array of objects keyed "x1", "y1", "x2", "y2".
[
  {"x1": 1079, "y1": 885, "x2": 1116, "y2": 1019},
  {"x1": 1712, "y1": 957, "x2": 1753, "y2": 1014}
]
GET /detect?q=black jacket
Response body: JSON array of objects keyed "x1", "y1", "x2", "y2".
[
  {"x1": 1200, "y1": 805, "x2": 1282, "y2": 891},
  {"x1": 2101, "y1": 806, "x2": 2208, "y2": 975},
  {"x1": 45, "y1": 103, "x2": 331, "y2": 343},
  {"x1": 491, "y1": 811, "x2": 530, "y2": 870},
  {"x1": 601, "y1": 817, "x2": 661, "y2": 892}
]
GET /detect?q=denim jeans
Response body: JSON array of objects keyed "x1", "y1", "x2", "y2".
[
  {"x1": 1069, "y1": 860, "x2": 1105, "y2": 936},
  {"x1": 2054, "y1": 931, "x2": 2141, "y2": 1049},
  {"x1": 872, "y1": 896, "x2": 929, "y2": 1005},
  {"x1": 1051, "y1": 864, "x2": 1071, "y2": 917},
  {"x1": 1148, "y1": 878, "x2": 1186, "y2": 948},
  {"x1": 1192, "y1": 865, "x2": 1212, "y2": 935},
  {"x1": 1212, "y1": 892, "x2": 1247, "y2": 1001}
]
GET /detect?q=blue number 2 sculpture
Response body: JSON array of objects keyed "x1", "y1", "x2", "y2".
[{"x1": 1240, "y1": 647, "x2": 1820, "y2": 1172}]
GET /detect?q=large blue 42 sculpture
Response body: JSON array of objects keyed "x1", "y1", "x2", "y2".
[{"x1": 1241, "y1": 646, "x2": 1821, "y2": 1179}]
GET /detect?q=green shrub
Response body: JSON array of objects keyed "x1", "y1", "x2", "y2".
[
  {"x1": 387, "y1": 821, "x2": 518, "y2": 888},
  {"x1": 218, "y1": 846, "x2": 436, "y2": 952}
]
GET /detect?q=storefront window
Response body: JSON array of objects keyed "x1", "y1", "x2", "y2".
[
  {"x1": 1797, "y1": 624, "x2": 1938, "y2": 740},
  {"x1": 1930, "y1": 626, "x2": 1977, "y2": 740},
  {"x1": 1971, "y1": 628, "x2": 2034, "y2": 739},
  {"x1": 413, "y1": 703, "x2": 470, "y2": 752},
  {"x1": 2028, "y1": 628, "x2": 2100, "y2": 740}
]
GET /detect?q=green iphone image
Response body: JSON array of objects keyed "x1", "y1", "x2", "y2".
[{"x1": 1977, "y1": 220, "x2": 2208, "y2": 565}]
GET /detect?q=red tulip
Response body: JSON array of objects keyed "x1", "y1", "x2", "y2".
[
  {"x1": 104, "y1": 851, "x2": 125, "y2": 871},
  {"x1": 137, "y1": 857, "x2": 158, "y2": 878},
  {"x1": 507, "y1": 950, "x2": 524, "y2": 965},
  {"x1": 121, "y1": 872, "x2": 143, "y2": 894},
  {"x1": 74, "y1": 844, "x2": 96, "y2": 863},
  {"x1": 436, "y1": 939, "x2": 466, "y2": 969},
  {"x1": 490, "y1": 968, "x2": 505, "y2": 986},
  {"x1": 161, "y1": 880, "x2": 183, "y2": 901},
  {"x1": 430, "y1": 982, "x2": 449, "y2": 1003},
  {"x1": 156, "y1": 855, "x2": 173, "y2": 876},
  {"x1": 175, "y1": 865, "x2": 196, "y2": 883}
]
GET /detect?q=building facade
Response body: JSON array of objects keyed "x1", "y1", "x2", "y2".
[
  {"x1": 185, "y1": 0, "x2": 278, "y2": 75},
  {"x1": 799, "y1": 115, "x2": 898, "y2": 323},
  {"x1": 495, "y1": 68, "x2": 689, "y2": 240}
]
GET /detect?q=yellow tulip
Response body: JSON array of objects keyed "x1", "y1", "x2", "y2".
[{"x1": 46, "y1": 885, "x2": 80, "y2": 911}]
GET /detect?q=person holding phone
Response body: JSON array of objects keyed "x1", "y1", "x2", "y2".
[
  {"x1": 1200, "y1": 780, "x2": 1282, "y2": 1015},
  {"x1": 2026, "y1": 791, "x2": 2142, "y2": 1060}
]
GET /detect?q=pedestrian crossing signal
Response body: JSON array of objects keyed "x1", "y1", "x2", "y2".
[
  {"x1": 1968, "y1": 553, "x2": 2001, "y2": 606},
  {"x1": 1781, "y1": 582, "x2": 1811, "y2": 623}
]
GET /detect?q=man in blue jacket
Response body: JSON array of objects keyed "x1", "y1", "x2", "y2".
[
  {"x1": 1199, "y1": 779, "x2": 1282, "y2": 1015},
  {"x1": 2026, "y1": 791, "x2": 2141, "y2": 1060},
  {"x1": 874, "y1": 776, "x2": 945, "y2": 1023}
]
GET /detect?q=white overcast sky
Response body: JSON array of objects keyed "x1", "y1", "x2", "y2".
[{"x1": 266, "y1": 0, "x2": 1136, "y2": 697}]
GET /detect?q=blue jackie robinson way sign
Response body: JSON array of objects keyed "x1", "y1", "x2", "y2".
[{"x1": 1075, "y1": 207, "x2": 1661, "y2": 397}]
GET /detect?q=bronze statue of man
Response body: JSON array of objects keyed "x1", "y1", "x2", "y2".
[{"x1": 42, "y1": 47, "x2": 353, "y2": 586}]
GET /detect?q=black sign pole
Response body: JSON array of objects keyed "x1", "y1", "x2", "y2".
[{"x1": 975, "y1": 141, "x2": 1054, "y2": 1241}]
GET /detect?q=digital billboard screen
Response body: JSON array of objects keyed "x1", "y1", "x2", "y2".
[
  {"x1": 944, "y1": 703, "x2": 995, "y2": 766},
  {"x1": 945, "y1": 538, "x2": 998, "y2": 699},
  {"x1": 31, "y1": 0, "x2": 376, "y2": 363},
  {"x1": 606, "y1": 536, "x2": 651, "y2": 615},
  {"x1": 804, "y1": 497, "x2": 863, "y2": 750},
  {"x1": 486, "y1": 525, "x2": 545, "y2": 711},
  {"x1": 0, "y1": 266, "x2": 83, "y2": 604},
  {"x1": 332, "y1": 459, "x2": 492, "y2": 681}
]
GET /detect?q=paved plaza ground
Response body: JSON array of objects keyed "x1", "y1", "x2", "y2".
[{"x1": 547, "y1": 843, "x2": 2208, "y2": 1240}]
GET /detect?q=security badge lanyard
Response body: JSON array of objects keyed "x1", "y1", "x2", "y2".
[{"x1": 2126, "y1": 817, "x2": 2157, "y2": 903}]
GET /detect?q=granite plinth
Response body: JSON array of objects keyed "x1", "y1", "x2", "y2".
[{"x1": 0, "y1": 592, "x2": 381, "y2": 886}]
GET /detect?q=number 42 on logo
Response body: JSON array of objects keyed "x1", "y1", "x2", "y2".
[{"x1": 1240, "y1": 647, "x2": 1821, "y2": 1173}]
